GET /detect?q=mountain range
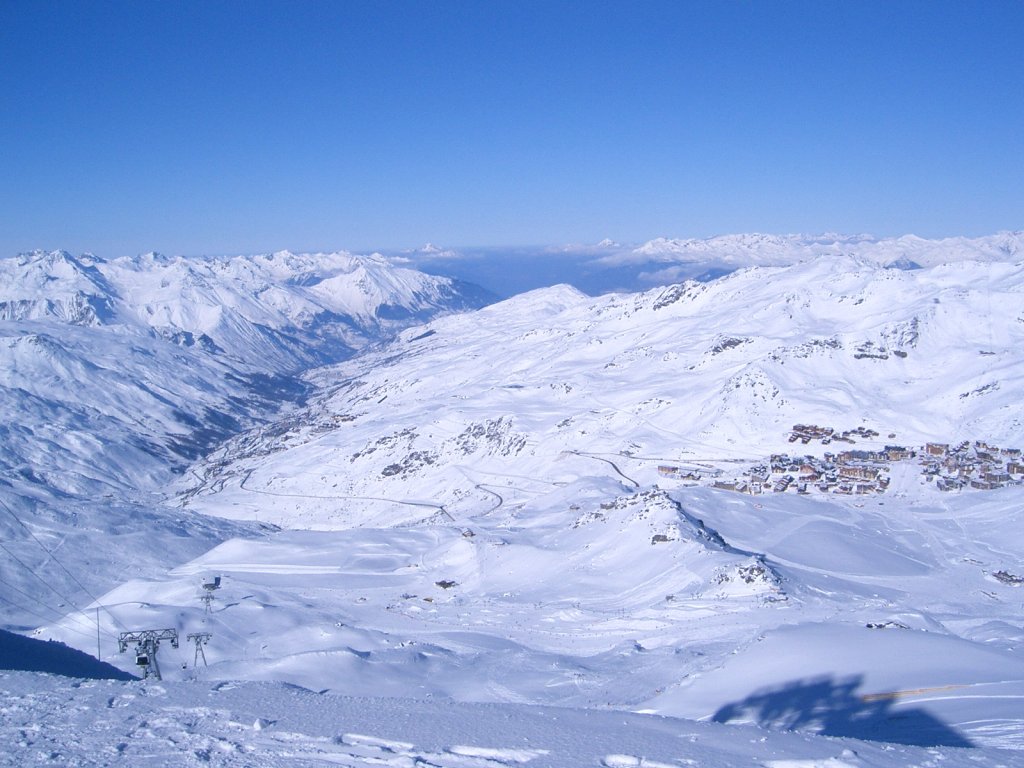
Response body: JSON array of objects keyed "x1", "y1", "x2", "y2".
[
  {"x1": 182, "y1": 251, "x2": 1024, "y2": 528},
  {"x1": 0, "y1": 248, "x2": 490, "y2": 628},
  {"x1": 2, "y1": 235, "x2": 1024, "y2": 764},
  {"x1": 396, "y1": 230, "x2": 1024, "y2": 296}
]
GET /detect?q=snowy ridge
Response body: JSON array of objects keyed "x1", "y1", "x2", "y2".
[
  {"x1": 0, "y1": 248, "x2": 491, "y2": 629},
  {"x1": 620, "y1": 231, "x2": 1024, "y2": 289},
  {"x1": 628, "y1": 230, "x2": 1024, "y2": 267},
  {"x1": 2, "y1": 249, "x2": 494, "y2": 368},
  {"x1": 0, "y1": 250, "x2": 119, "y2": 325},
  {"x1": 183, "y1": 255, "x2": 1024, "y2": 528}
]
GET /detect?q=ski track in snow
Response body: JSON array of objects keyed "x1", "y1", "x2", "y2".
[{"x1": 1, "y1": 672, "x2": 1018, "y2": 768}]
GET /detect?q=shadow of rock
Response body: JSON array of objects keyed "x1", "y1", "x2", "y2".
[{"x1": 711, "y1": 675, "x2": 973, "y2": 748}]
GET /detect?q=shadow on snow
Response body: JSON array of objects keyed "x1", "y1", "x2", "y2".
[
  {"x1": 711, "y1": 675, "x2": 973, "y2": 748},
  {"x1": 0, "y1": 628, "x2": 136, "y2": 681}
]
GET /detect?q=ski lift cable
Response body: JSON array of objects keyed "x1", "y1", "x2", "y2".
[
  {"x1": 0, "y1": 572, "x2": 114, "y2": 642},
  {"x1": 0, "y1": 564, "x2": 112, "y2": 641},
  {"x1": 0, "y1": 577, "x2": 112, "y2": 643},
  {"x1": 0, "y1": 590, "x2": 104, "y2": 644},
  {"x1": 0, "y1": 590, "x2": 76, "y2": 634},
  {"x1": 0, "y1": 538, "x2": 111, "y2": 636},
  {"x1": 0, "y1": 499, "x2": 129, "y2": 633}
]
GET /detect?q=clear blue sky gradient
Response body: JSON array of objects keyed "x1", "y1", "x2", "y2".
[{"x1": 1, "y1": 1, "x2": 1022, "y2": 256}]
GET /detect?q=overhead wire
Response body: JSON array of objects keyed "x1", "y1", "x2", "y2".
[
  {"x1": 0, "y1": 591, "x2": 73, "y2": 633},
  {"x1": 0, "y1": 538, "x2": 118, "y2": 642},
  {"x1": 0, "y1": 498, "x2": 129, "y2": 633},
  {"x1": 0, "y1": 571, "x2": 104, "y2": 633},
  {"x1": 0, "y1": 587, "x2": 105, "y2": 644}
]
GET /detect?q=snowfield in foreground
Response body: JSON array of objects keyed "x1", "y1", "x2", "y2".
[
  {"x1": 2, "y1": 670, "x2": 1020, "y2": 768},
  {"x1": 41, "y1": 482, "x2": 1024, "y2": 754}
]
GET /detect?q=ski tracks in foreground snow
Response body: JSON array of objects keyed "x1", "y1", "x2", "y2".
[
  {"x1": 1, "y1": 672, "x2": 1016, "y2": 768},
  {"x1": 0, "y1": 682, "x2": 547, "y2": 767}
]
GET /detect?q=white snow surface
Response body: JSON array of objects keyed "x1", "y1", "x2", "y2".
[
  {"x1": 0, "y1": 248, "x2": 488, "y2": 629},
  {"x1": 2, "y1": 668, "x2": 1017, "y2": 767},
  {"x1": 183, "y1": 255, "x2": 1024, "y2": 529},
  {"x1": 6, "y1": 241, "x2": 1024, "y2": 765}
]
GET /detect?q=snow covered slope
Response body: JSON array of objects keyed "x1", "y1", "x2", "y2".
[
  {"x1": 8, "y1": 669, "x2": 1017, "y2": 768},
  {"x1": 0, "y1": 248, "x2": 491, "y2": 628},
  {"x1": 13, "y1": 242, "x2": 1024, "y2": 763},
  {"x1": 38, "y1": 479, "x2": 1024, "y2": 751},
  {"x1": 182, "y1": 255, "x2": 1024, "y2": 526}
]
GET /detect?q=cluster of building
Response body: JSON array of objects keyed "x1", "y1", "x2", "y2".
[
  {"x1": 921, "y1": 441, "x2": 1024, "y2": 492},
  {"x1": 788, "y1": 423, "x2": 882, "y2": 445},
  {"x1": 703, "y1": 427, "x2": 1022, "y2": 498},
  {"x1": 657, "y1": 465, "x2": 721, "y2": 481},
  {"x1": 712, "y1": 449, "x2": 897, "y2": 496}
]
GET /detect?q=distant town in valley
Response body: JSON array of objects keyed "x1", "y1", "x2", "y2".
[{"x1": 658, "y1": 425, "x2": 1023, "y2": 498}]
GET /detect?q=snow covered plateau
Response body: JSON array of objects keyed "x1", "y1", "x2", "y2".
[{"x1": 2, "y1": 234, "x2": 1024, "y2": 767}]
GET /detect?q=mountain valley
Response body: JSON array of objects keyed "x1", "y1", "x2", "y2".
[{"x1": 3, "y1": 235, "x2": 1024, "y2": 765}]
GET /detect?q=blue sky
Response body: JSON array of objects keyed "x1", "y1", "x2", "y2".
[{"x1": 1, "y1": 1, "x2": 1022, "y2": 257}]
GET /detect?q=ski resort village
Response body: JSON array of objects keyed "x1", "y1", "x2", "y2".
[{"x1": 696, "y1": 427, "x2": 1024, "y2": 497}]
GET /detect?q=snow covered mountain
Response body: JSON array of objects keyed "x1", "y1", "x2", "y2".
[
  {"x1": 0, "y1": 248, "x2": 492, "y2": 490},
  {"x1": 398, "y1": 230, "x2": 1024, "y2": 296},
  {"x1": 9, "y1": 239, "x2": 1024, "y2": 763},
  {"x1": 0, "y1": 248, "x2": 493, "y2": 369},
  {"x1": 182, "y1": 254, "x2": 1024, "y2": 526},
  {"x1": 628, "y1": 230, "x2": 1024, "y2": 267},
  {"x1": 0, "y1": 248, "x2": 492, "y2": 629}
]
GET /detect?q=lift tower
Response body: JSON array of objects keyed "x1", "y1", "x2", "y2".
[
  {"x1": 118, "y1": 629, "x2": 179, "y2": 680},
  {"x1": 200, "y1": 575, "x2": 221, "y2": 613},
  {"x1": 187, "y1": 631, "x2": 212, "y2": 667}
]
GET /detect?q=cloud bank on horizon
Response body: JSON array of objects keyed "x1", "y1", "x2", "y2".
[{"x1": 392, "y1": 230, "x2": 1024, "y2": 297}]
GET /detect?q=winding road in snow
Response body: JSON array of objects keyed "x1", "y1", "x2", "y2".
[
  {"x1": 566, "y1": 450, "x2": 641, "y2": 488},
  {"x1": 237, "y1": 467, "x2": 456, "y2": 523}
]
